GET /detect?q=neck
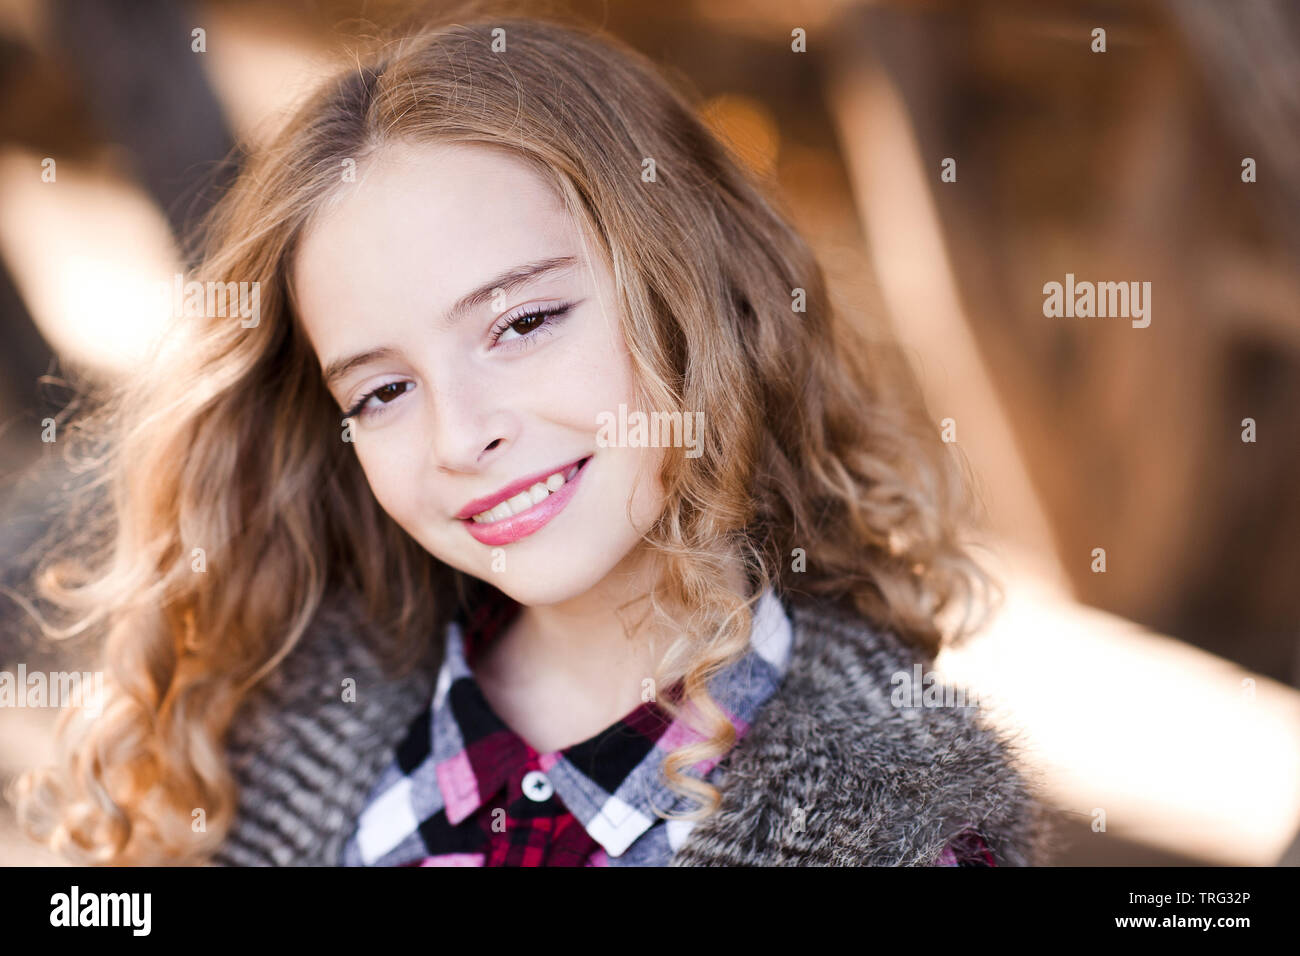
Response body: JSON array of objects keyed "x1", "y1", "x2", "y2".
[{"x1": 471, "y1": 548, "x2": 750, "y2": 753}]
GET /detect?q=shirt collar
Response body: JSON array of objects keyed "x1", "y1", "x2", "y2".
[{"x1": 423, "y1": 586, "x2": 795, "y2": 858}]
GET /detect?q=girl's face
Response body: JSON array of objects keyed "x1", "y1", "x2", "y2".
[{"x1": 292, "y1": 140, "x2": 666, "y2": 606}]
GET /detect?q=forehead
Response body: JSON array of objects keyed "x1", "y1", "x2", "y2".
[
  {"x1": 291, "y1": 140, "x2": 579, "y2": 348},
  {"x1": 306, "y1": 137, "x2": 570, "y2": 241}
]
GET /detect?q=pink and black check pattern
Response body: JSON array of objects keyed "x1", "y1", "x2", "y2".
[
  {"x1": 342, "y1": 588, "x2": 797, "y2": 866},
  {"x1": 341, "y1": 587, "x2": 998, "y2": 867}
]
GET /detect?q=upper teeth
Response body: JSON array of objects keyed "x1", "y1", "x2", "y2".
[{"x1": 470, "y1": 462, "x2": 582, "y2": 523}]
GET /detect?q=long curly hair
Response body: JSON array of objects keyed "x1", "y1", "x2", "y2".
[{"x1": 10, "y1": 6, "x2": 999, "y2": 864}]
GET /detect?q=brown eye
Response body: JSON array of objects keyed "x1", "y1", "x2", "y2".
[
  {"x1": 510, "y1": 313, "x2": 544, "y2": 335},
  {"x1": 491, "y1": 302, "x2": 575, "y2": 345},
  {"x1": 375, "y1": 382, "x2": 408, "y2": 403}
]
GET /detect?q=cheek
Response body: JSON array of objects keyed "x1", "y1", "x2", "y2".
[
  {"x1": 599, "y1": 443, "x2": 668, "y2": 543},
  {"x1": 547, "y1": 314, "x2": 664, "y2": 525},
  {"x1": 627, "y1": 457, "x2": 666, "y2": 538},
  {"x1": 352, "y1": 433, "x2": 422, "y2": 526},
  {"x1": 534, "y1": 314, "x2": 639, "y2": 423}
]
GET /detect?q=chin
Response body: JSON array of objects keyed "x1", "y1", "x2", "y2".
[
  {"x1": 492, "y1": 581, "x2": 574, "y2": 609},
  {"x1": 490, "y1": 536, "x2": 640, "y2": 608},
  {"x1": 490, "y1": 563, "x2": 609, "y2": 608}
]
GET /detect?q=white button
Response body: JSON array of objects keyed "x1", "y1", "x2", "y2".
[{"x1": 522, "y1": 770, "x2": 553, "y2": 802}]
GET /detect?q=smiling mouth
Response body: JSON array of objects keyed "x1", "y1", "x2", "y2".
[{"x1": 463, "y1": 456, "x2": 591, "y2": 525}]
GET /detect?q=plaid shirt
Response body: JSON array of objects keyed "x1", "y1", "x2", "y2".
[
  {"x1": 341, "y1": 587, "x2": 998, "y2": 867},
  {"x1": 342, "y1": 587, "x2": 797, "y2": 866}
]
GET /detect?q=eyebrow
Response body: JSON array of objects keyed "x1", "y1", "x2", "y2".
[{"x1": 320, "y1": 254, "x2": 579, "y2": 390}]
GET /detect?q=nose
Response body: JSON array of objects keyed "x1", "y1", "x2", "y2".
[{"x1": 424, "y1": 375, "x2": 516, "y2": 474}]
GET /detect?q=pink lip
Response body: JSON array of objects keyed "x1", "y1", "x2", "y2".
[{"x1": 459, "y1": 456, "x2": 591, "y2": 546}]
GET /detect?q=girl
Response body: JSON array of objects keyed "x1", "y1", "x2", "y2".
[{"x1": 12, "y1": 11, "x2": 1049, "y2": 866}]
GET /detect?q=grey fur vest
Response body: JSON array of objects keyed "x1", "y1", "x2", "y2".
[{"x1": 212, "y1": 591, "x2": 1052, "y2": 866}]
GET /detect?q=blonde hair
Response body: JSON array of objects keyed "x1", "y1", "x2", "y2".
[{"x1": 11, "y1": 5, "x2": 998, "y2": 864}]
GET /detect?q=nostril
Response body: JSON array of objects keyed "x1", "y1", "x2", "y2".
[{"x1": 484, "y1": 439, "x2": 502, "y2": 451}]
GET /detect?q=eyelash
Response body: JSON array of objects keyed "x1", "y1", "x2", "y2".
[
  {"x1": 340, "y1": 301, "x2": 576, "y2": 423},
  {"x1": 487, "y1": 300, "x2": 574, "y2": 348}
]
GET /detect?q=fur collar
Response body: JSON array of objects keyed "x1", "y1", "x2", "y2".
[{"x1": 214, "y1": 591, "x2": 1051, "y2": 866}]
